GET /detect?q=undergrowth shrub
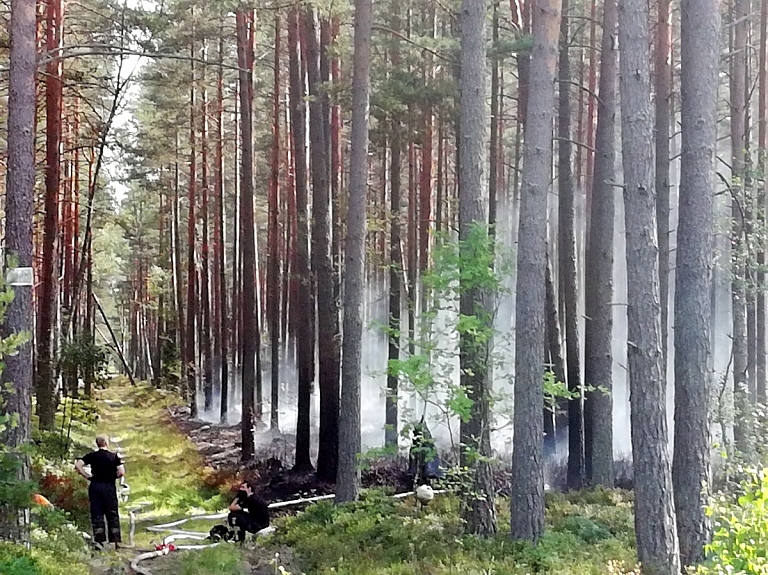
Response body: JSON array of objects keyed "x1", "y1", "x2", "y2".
[
  {"x1": 695, "y1": 469, "x2": 768, "y2": 574},
  {"x1": 277, "y1": 490, "x2": 638, "y2": 575},
  {"x1": 35, "y1": 467, "x2": 90, "y2": 529}
]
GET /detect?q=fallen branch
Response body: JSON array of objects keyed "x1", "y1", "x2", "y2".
[{"x1": 93, "y1": 293, "x2": 136, "y2": 386}]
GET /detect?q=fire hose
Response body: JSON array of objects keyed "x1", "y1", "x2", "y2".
[{"x1": 128, "y1": 489, "x2": 444, "y2": 574}]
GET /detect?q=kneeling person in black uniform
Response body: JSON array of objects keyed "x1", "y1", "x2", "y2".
[
  {"x1": 75, "y1": 435, "x2": 125, "y2": 549},
  {"x1": 228, "y1": 481, "x2": 269, "y2": 542}
]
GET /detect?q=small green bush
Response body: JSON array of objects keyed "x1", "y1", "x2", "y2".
[{"x1": 696, "y1": 469, "x2": 768, "y2": 574}]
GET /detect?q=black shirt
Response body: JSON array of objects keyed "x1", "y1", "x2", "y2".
[
  {"x1": 234, "y1": 491, "x2": 270, "y2": 528},
  {"x1": 81, "y1": 449, "x2": 121, "y2": 484}
]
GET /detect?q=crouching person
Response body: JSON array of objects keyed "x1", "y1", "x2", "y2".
[{"x1": 228, "y1": 481, "x2": 269, "y2": 543}]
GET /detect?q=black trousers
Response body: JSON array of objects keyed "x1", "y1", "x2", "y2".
[
  {"x1": 228, "y1": 511, "x2": 264, "y2": 541},
  {"x1": 89, "y1": 481, "x2": 121, "y2": 544}
]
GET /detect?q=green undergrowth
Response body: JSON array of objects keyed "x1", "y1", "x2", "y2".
[{"x1": 275, "y1": 488, "x2": 640, "y2": 575}]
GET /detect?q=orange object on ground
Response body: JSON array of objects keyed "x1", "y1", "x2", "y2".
[{"x1": 32, "y1": 493, "x2": 54, "y2": 508}]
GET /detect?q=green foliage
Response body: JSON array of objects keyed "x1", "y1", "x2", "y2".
[
  {"x1": 276, "y1": 490, "x2": 639, "y2": 575},
  {"x1": 0, "y1": 283, "x2": 35, "y2": 527},
  {"x1": 59, "y1": 336, "x2": 110, "y2": 391},
  {"x1": 0, "y1": 540, "x2": 89, "y2": 575},
  {"x1": 178, "y1": 545, "x2": 245, "y2": 575},
  {"x1": 383, "y1": 224, "x2": 515, "y2": 453},
  {"x1": 696, "y1": 469, "x2": 768, "y2": 574}
]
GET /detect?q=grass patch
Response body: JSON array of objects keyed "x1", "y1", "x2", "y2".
[
  {"x1": 276, "y1": 489, "x2": 639, "y2": 575},
  {"x1": 177, "y1": 545, "x2": 245, "y2": 575},
  {"x1": 95, "y1": 383, "x2": 228, "y2": 520}
]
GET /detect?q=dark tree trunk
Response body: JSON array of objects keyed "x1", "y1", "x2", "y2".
[
  {"x1": 544, "y1": 248, "x2": 565, "y2": 458},
  {"x1": 510, "y1": 0, "x2": 561, "y2": 543},
  {"x1": 216, "y1": 33, "x2": 229, "y2": 423},
  {"x1": 305, "y1": 8, "x2": 341, "y2": 481},
  {"x1": 557, "y1": 0, "x2": 584, "y2": 490},
  {"x1": 584, "y1": 0, "x2": 617, "y2": 488},
  {"x1": 290, "y1": 7, "x2": 315, "y2": 471},
  {"x1": 618, "y1": 0, "x2": 681, "y2": 569},
  {"x1": 672, "y1": 0, "x2": 720, "y2": 565},
  {"x1": 385, "y1": 1, "x2": 403, "y2": 449},
  {"x1": 201, "y1": 58, "x2": 214, "y2": 413},
  {"x1": 236, "y1": 9, "x2": 258, "y2": 462}
]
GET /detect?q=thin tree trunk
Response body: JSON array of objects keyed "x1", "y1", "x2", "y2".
[
  {"x1": 618, "y1": 0, "x2": 681, "y2": 568},
  {"x1": 758, "y1": 0, "x2": 767, "y2": 405},
  {"x1": 201, "y1": 51, "x2": 214, "y2": 413},
  {"x1": 672, "y1": 0, "x2": 720, "y2": 564},
  {"x1": 37, "y1": 0, "x2": 63, "y2": 430},
  {"x1": 236, "y1": 9, "x2": 258, "y2": 462},
  {"x1": 269, "y1": 14, "x2": 282, "y2": 431},
  {"x1": 173, "y1": 136, "x2": 186, "y2": 387},
  {"x1": 557, "y1": 0, "x2": 584, "y2": 490},
  {"x1": 656, "y1": 0, "x2": 671, "y2": 373},
  {"x1": 336, "y1": 0, "x2": 372, "y2": 503},
  {"x1": 216, "y1": 33, "x2": 229, "y2": 423},
  {"x1": 489, "y1": 0, "x2": 500, "y2": 236},
  {"x1": 584, "y1": 0, "x2": 617, "y2": 488},
  {"x1": 186, "y1": 29, "x2": 198, "y2": 418},
  {"x1": 510, "y1": 0, "x2": 561, "y2": 543},
  {"x1": 732, "y1": 0, "x2": 750, "y2": 453},
  {"x1": 544, "y1": 248, "x2": 565, "y2": 457}
]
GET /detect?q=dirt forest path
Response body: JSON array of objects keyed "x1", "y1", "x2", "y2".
[{"x1": 86, "y1": 382, "x2": 296, "y2": 575}]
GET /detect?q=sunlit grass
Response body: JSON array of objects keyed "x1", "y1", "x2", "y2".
[{"x1": 90, "y1": 382, "x2": 230, "y2": 548}]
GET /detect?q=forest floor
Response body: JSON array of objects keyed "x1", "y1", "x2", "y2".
[
  {"x1": 80, "y1": 382, "x2": 295, "y2": 575},
  {"x1": 74, "y1": 382, "x2": 640, "y2": 575}
]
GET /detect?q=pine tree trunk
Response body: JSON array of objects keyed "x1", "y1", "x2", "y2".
[
  {"x1": 510, "y1": 0, "x2": 561, "y2": 543},
  {"x1": 557, "y1": 0, "x2": 584, "y2": 490},
  {"x1": 236, "y1": 9, "x2": 258, "y2": 462},
  {"x1": 584, "y1": 0, "x2": 617, "y2": 488},
  {"x1": 544, "y1": 248, "x2": 565, "y2": 457},
  {"x1": 618, "y1": 0, "x2": 681, "y2": 569},
  {"x1": 655, "y1": 0, "x2": 671, "y2": 374},
  {"x1": 290, "y1": 7, "x2": 315, "y2": 471},
  {"x1": 216, "y1": 33, "x2": 229, "y2": 423},
  {"x1": 386, "y1": 7, "x2": 403, "y2": 446},
  {"x1": 758, "y1": 0, "x2": 767, "y2": 405},
  {"x1": 173, "y1": 140, "x2": 187, "y2": 384},
  {"x1": 269, "y1": 14, "x2": 282, "y2": 431},
  {"x1": 458, "y1": 0, "x2": 497, "y2": 537},
  {"x1": 0, "y1": 0, "x2": 36, "y2": 541},
  {"x1": 732, "y1": 0, "x2": 750, "y2": 453},
  {"x1": 200, "y1": 56, "x2": 214, "y2": 413},
  {"x1": 672, "y1": 0, "x2": 719, "y2": 565},
  {"x1": 37, "y1": 0, "x2": 63, "y2": 430},
  {"x1": 186, "y1": 31, "x2": 199, "y2": 418},
  {"x1": 336, "y1": 0, "x2": 372, "y2": 503},
  {"x1": 305, "y1": 7, "x2": 341, "y2": 481}
]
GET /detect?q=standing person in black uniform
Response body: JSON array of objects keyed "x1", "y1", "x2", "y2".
[
  {"x1": 227, "y1": 481, "x2": 269, "y2": 542},
  {"x1": 75, "y1": 435, "x2": 125, "y2": 549}
]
